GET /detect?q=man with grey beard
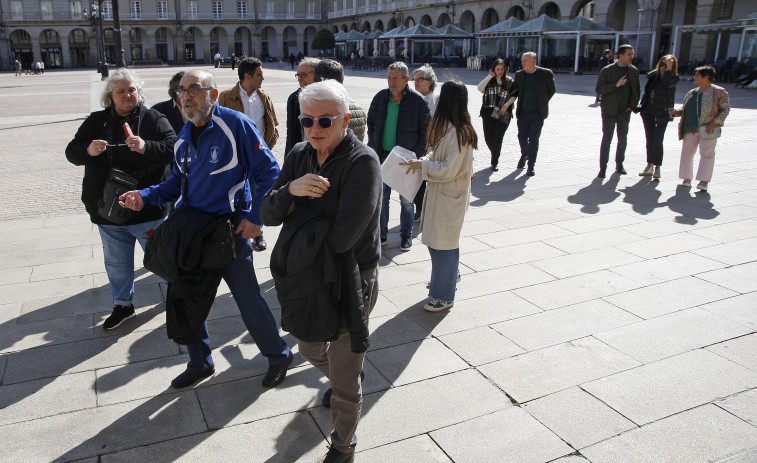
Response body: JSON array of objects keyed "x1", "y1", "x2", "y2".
[{"x1": 119, "y1": 70, "x2": 293, "y2": 390}]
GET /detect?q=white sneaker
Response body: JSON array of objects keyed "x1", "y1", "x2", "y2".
[
  {"x1": 681, "y1": 179, "x2": 691, "y2": 187},
  {"x1": 697, "y1": 181, "x2": 709, "y2": 191},
  {"x1": 653, "y1": 166, "x2": 661, "y2": 179},
  {"x1": 423, "y1": 299, "x2": 454, "y2": 312},
  {"x1": 639, "y1": 164, "x2": 654, "y2": 176}
]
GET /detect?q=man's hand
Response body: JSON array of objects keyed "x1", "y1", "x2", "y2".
[
  {"x1": 235, "y1": 219, "x2": 262, "y2": 240},
  {"x1": 288, "y1": 173, "x2": 330, "y2": 198},
  {"x1": 119, "y1": 191, "x2": 144, "y2": 211},
  {"x1": 616, "y1": 75, "x2": 628, "y2": 87}
]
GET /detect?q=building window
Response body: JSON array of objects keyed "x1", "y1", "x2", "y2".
[
  {"x1": 187, "y1": 1, "x2": 198, "y2": 19},
  {"x1": 104, "y1": 28, "x2": 115, "y2": 43},
  {"x1": 287, "y1": 1, "x2": 294, "y2": 16},
  {"x1": 42, "y1": 29, "x2": 59, "y2": 44},
  {"x1": 713, "y1": 0, "x2": 734, "y2": 20},
  {"x1": 129, "y1": 29, "x2": 142, "y2": 41},
  {"x1": 267, "y1": 1, "x2": 274, "y2": 14},
  {"x1": 213, "y1": 2, "x2": 223, "y2": 19},
  {"x1": 102, "y1": 1, "x2": 113, "y2": 19},
  {"x1": 70, "y1": 29, "x2": 87, "y2": 44},
  {"x1": 308, "y1": 1, "x2": 315, "y2": 15},
  {"x1": 70, "y1": 1, "x2": 83, "y2": 18},
  {"x1": 156, "y1": 28, "x2": 167, "y2": 42},
  {"x1": 157, "y1": 1, "x2": 168, "y2": 19},
  {"x1": 332, "y1": 1, "x2": 337, "y2": 12},
  {"x1": 41, "y1": 1, "x2": 53, "y2": 19},
  {"x1": 130, "y1": 1, "x2": 141, "y2": 19},
  {"x1": 238, "y1": 1, "x2": 247, "y2": 19},
  {"x1": 10, "y1": 1, "x2": 23, "y2": 20}
]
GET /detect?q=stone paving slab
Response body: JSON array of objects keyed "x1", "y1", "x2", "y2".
[
  {"x1": 706, "y1": 334, "x2": 757, "y2": 373},
  {"x1": 430, "y1": 407, "x2": 575, "y2": 463},
  {"x1": 602, "y1": 275, "x2": 739, "y2": 319},
  {"x1": 715, "y1": 388, "x2": 757, "y2": 428},
  {"x1": 0, "y1": 390, "x2": 206, "y2": 463},
  {"x1": 100, "y1": 412, "x2": 326, "y2": 463},
  {"x1": 366, "y1": 338, "x2": 469, "y2": 386},
  {"x1": 479, "y1": 336, "x2": 640, "y2": 403},
  {"x1": 437, "y1": 325, "x2": 526, "y2": 366},
  {"x1": 700, "y1": 292, "x2": 757, "y2": 330},
  {"x1": 595, "y1": 307, "x2": 753, "y2": 363},
  {"x1": 491, "y1": 299, "x2": 641, "y2": 351},
  {"x1": 580, "y1": 404, "x2": 757, "y2": 463},
  {"x1": 582, "y1": 349, "x2": 757, "y2": 425},
  {"x1": 354, "y1": 434, "x2": 453, "y2": 462},
  {"x1": 522, "y1": 386, "x2": 638, "y2": 449},
  {"x1": 697, "y1": 261, "x2": 757, "y2": 293}
]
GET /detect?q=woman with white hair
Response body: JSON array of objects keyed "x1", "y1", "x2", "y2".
[
  {"x1": 261, "y1": 79, "x2": 381, "y2": 463},
  {"x1": 413, "y1": 64, "x2": 439, "y2": 115},
  {"x1": 65, "y1": 68, "x2": 175, "y2": 330}
]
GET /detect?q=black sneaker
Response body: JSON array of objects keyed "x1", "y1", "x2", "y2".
[
  {"x1": 103, "y1": 305, "x2": 135, "y2": 330},
  {"x1": 323, "y1": 446, "x2": 355, "y2": 463},
  {"x1": 262, "y1": 351, "x2": 294, "y2": 388}
]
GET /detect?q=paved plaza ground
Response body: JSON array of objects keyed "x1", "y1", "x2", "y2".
[{"x1": 0, "y1": 64, "x2": 756, "y2": 463}]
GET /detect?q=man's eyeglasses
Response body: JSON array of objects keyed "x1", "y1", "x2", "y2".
[
  {"x1": 177, "y1": 87, "x2": 212, "y2": 97},
  {"x1": 299, "y1": 114, "x2": 343, "y2": 129},
  {"x1": 295, "y1": 71, "x2": 313, "y2": 79},
  {"x1": 414, "y1": 76, "x2": 428, "y2": 81}
]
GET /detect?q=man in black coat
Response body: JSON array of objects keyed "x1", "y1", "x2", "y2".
[
  {"x1": 514, "y1": 51, "x2": 556, "y2": 176},
  {"x1": 285, "y1": 58, "x2": 317, "y2": 157},
  {"x1": 151, "y1": 71, "x2": 186, "y2": 135}
]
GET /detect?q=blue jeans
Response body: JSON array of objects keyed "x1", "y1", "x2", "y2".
[
  {"x1": 428, "y1": 247, "x2": 459, "y2": 302},
  {"x1": 186, "y1": 232, "x2": 290, "y2": 371},
  {"x1": 98, "y1": 218, "x2": 165, "y2": 306},
  {"x1": 380, "y1": 183, "x2": 414, "y2": 239}
]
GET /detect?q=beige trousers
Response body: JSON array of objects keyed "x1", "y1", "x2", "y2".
[
  {"x1": 679, "y1": 132, "x2": 718, "y2": 182},
  {"x1": 298, "y1": 266, "x2": 379, "y2": 453}
]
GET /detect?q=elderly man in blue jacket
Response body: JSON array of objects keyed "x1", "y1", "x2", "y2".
[
  {"x1": 119, "y1": 70, "x2": 292, "y2": 390},
  {"x1": 367, "y1": 61, "x2": 430, "y2": 252}
]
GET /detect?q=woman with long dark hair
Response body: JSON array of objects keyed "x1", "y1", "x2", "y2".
[
  {"x1": 638, "y1": 54, "x2": 680, "y2": 179},
  {"x1": 401, "y1": 80, "x2": 477, "y2": 312},
  {"x1": 477, "y1": 58, "x2": 517, "y2": 171}
]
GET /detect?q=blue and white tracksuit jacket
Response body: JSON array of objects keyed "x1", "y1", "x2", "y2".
[{"x1": 140, "y1": 104, "x2": 280, "y2": 225}]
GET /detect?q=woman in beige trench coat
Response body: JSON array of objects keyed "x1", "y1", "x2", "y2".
[{"x1": 402, "y1": 80, "x2": 477, "y2": 312}]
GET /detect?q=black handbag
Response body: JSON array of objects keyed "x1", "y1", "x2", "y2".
[{"x1": 97, "y1": 168, "x2": 139, "y2": 224}]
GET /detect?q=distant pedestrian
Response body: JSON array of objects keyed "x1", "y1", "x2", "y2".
[
  {"x1": 401, "y1": 80, "x2": 476, "y2": 312},
  {"x1": 595, "y1": 49, "x2": 613, "y2": 103},
  {"x1": 14, "y1": 59, "x2": 21, "y2": 76},
  {"x1": 668, "y1": 65, "x2": 730, "y2": 192},
  {"x1": 514, "y1": 52, "x2": 556, "y2": 177},
  {"x1": 596, "y1": 44, "x2": 640, "y2": 178},
  {"x1": 285, "y1": 57, "x2": 318, "y2": 157},
  {"x1": 230, "y1": 53, "x2": 236, "y2": 70}
]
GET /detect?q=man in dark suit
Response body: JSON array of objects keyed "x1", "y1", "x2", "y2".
[
  {"x1": 514, "y1": 51, "x2": 556, "y2": 176},
  {"x1": 284, "y1": 57, "x2": 318, "y2": 157},
  {"x1": 151, "y1": 71, "x2": 186, "y2": 134}
]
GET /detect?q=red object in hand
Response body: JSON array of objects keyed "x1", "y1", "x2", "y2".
[{"x1": 123, "y1": 122, "x2": 134, "y2": 137}]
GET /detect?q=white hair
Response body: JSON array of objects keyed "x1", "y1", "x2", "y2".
[
  {"x1": 299, "y1": 79, "x2": 350, "y2": 115},
  {"x1": 101, "y1": 68, "x2": 145, "y2": 108}
]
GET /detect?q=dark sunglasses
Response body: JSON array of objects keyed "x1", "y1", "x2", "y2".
[{"x1": 299, "y1": 114, "x2": 343, "y2": 129}]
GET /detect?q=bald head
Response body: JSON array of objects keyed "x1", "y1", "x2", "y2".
[{"x1": 178, "y1": 70, "x2": 219, "y2": 126}]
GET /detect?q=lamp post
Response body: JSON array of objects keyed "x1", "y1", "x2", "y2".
[
  {"x1": 112, "y1": 0, "x2": 127, "y2": 67},
  {"x1": 521, "y1": 0, "x2": 534, "y2": 20},
  {"x1": 87, "y1": 1, "x2": 108, "y2": 78}
]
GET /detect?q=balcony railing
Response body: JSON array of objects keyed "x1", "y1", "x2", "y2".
[{"x1": 2, "y1": 11, "x2": 323, "y2": 23}]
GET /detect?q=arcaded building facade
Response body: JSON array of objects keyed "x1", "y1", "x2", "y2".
[{"x1": 0, "y1": 0, "x2": 754, "y2": 70}]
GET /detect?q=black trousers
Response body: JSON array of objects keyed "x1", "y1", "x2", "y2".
[
  {"x1": 641, "y1": 113, "x2": 669, "y2": 166},
  {"x1": 482, "y1": 115, "x2": 508, "y2": 167},
  {"x1": 599, "y1": 111, "x2": 631, "y2": 170},
  {"x1": 517, "y1": 111, "x2": 545, "y2": 167}
]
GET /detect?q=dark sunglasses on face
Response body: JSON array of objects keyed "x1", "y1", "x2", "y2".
[{"x1": 299, "y1": 114, "x2": 343, "y2": 129}]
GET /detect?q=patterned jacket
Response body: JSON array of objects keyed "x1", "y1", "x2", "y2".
[{"x1": 677, "y1": 84, "x2": 730, "y2": 140}]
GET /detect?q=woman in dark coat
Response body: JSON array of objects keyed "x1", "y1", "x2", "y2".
[
  {"x1": 477, "y1": 58, "x2": 517, "y2": 171},
  {"x1": 638, "y1": 54, "x2": 680, "y2": 179},
  {"x1": 66, "y1": 68, "x2": 175, "y2": 330}
]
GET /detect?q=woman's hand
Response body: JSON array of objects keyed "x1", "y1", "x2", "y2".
[
  {"x1": 705, "y1": 121, "x2": 719, "y2": 134},
  {"x1": 288, "y1": 173, "x2": 330, "y2": 198},
  {"x1": 499, "y1": 106, "x2": 508, "y2": 115},
  {"x1": 400, "y1": 159, "x2": 422, "y2": 174},
  {"x1": 126, "y1": 135, "x2": 146, "y2": 154},
  {"x1": 489, "y1": 70, "x2": 495, "y2": 78},
  {"x1": 667, "y1": 107, "x2": 680, "y2": 118},
  {"x1": 87, "y1": 140, "x2": 107, "y2": 157}
]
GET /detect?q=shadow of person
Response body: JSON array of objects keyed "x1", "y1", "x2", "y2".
[
  {"x1": 567, "y1": 173, "x2": 621, "y2": 214},
  {"x1": 0, "y1": 270, "x2": 168, "y2": 417},
  {"x1": 470, "y1": 169, "x2": 528, "y2": 206},
  {"x1": 619, "y1": 177, "x2": 666, "y2": 215},
  {"x1": 667, "y1": 185, "x2": 720, "y2": 224}
]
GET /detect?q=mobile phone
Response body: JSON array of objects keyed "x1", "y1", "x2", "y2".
[{"x1": 123, "y1": 122, "x2": 134, "y2": 137}]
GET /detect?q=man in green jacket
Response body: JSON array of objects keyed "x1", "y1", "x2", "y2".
[{"x1": 596, "y1": 44, "x2": 640, "y2": 178}]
